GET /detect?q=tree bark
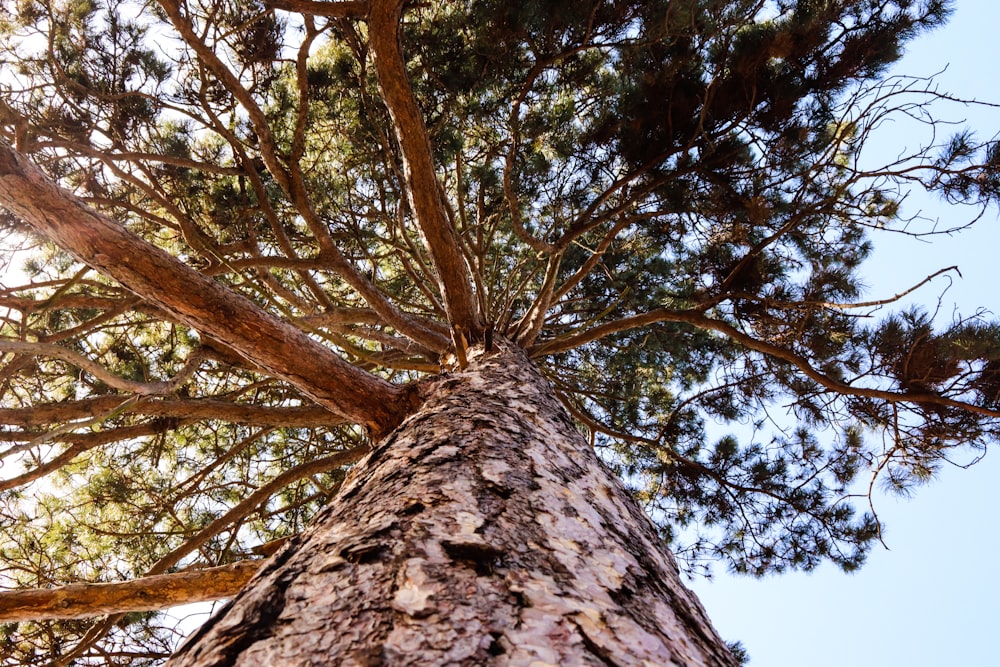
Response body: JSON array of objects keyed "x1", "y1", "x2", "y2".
[{"x1": 167, "y1": 344, "x2": 737, "y2": 666}]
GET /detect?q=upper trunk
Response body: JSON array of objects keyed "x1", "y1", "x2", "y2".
[{"x1": 166, "y1": 344, "x2": 737, "y2": 666}]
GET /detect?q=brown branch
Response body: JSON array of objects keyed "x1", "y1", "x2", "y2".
[
  {"x1": 295, "y1": 307, "x2": 383, "y2": 328},
  {"x1": 265, "y1": 0, "x2": 368, "y2": 17},
  {"x1": 0, "y1": 143, "x2": 415, "y2": 436},
  {"x1": 146, "y1": 446, "x2": 366, "y2": 576},
  {"x1": 0, "y1": 397, "x2": 345, "y2": 429},
  {"x1": 156, "y1": 0, "x2": 291, "y2": 195},
  {"x1": 512, "y1": 252, "x2": 563, "y2": 347},
  {"x1": 530, "y1": 307, "x2": 1000, "y2": 420},
  {"x1": 0, "y1": 293, "x2": 152, "y2": 316},
  {"x1": 528, "y1": 309, "x2": 668, "y2": 358},
  {"x1": 0, "y1": 560, "x2": 260, "y2": 623},
  {"x1": 43, "y1": 445, "x2": 359, "y2": 664},
  {"x1": 811, "y1": 266, "x2": 960, "y2": 311},
  {"x1": 0, "y1": 340, "x2": 203, "y2": 396},
  {"x1": 368, "y1": 0, "x2": 480, "y2": 337},
  {"x1": 551, "y1": 217, "x2": 634, "y2": 303},
  {"x1": 0, "y1": 421, "x2": 183, "y2": 492},
  {"x1": 679, "y1": 311, "x2": 1000, "y2": 418}
]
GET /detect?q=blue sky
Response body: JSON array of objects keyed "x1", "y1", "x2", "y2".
[{"x1": 688, "y1": 2, "x2": 1000, "y2": 664}]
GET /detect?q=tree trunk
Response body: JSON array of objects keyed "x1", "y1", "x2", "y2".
[{"x1": 167, "y1": 345, "x2": 738, "y2": 666}]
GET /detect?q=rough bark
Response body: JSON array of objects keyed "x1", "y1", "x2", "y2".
[{"x1": 167, "y1": 345, "x2": 738, "y2": 667}]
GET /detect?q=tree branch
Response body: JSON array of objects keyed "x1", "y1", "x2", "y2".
[
  {"x1": 266, "y1": 0, "x2": 368, "y2": 17},
  {"x1": 146, "y1": 446, "x2": 367, "y2": 577},
  {"x1": 156, "y1": 0, "x2": 291, "y2": 195},
  {"x1": 0, "y1": 397, "x2": 344, "y2": 429},
  {"x1": 530, "y1": 307, "x2": 1000, "y2": 419},
  {"x1": 32, "y1": 447, "x2": 363, "y2": 661},
  {"x1": 368, "y1": 0, "x2": 480, "y2": 336},
  {"x1": 0, "y1": 143, "x2": 415, "y2": 436},
  {"x1": 0, "y1": 421, "x2": 184, "y2": 492},
  {"x1": 0, "y1": 340, "x2": 203, "y2": 396},
  {"x1": 0, "y1": 561, "x2": 260, "y2": 623}
]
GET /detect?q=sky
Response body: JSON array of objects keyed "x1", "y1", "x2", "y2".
[{"x1": 687, "y1": 2, "x2": 1000, "y2": 664}]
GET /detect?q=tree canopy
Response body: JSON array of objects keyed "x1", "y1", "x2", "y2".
[{"x1": 0, "y1": 0, "x2": 998, "y2": 662}]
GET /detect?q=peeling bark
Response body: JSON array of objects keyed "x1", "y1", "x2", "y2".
[{"x1": 167, "y1": 345, "x2": 737, "y2": 666}]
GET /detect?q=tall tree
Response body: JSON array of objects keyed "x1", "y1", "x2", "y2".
[{"x1": 0, "y1": 0, "x2": 997, "y2": 663}]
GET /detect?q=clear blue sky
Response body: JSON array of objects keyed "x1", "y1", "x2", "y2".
[{"x1": 688, "y1": 2, "x2": 1000, "y2": 664}]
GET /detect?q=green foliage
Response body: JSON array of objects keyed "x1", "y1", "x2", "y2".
[{"x1": 0, "y1": 0, "x2": 998, "y2": 661}]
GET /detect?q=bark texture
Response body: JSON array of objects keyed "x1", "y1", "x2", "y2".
[{"x1": 167, "y1": 345, "x2": 738, "y2": 666}]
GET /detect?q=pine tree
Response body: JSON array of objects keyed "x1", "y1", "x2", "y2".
[{"x1": 0, "y1": 0, "x2": 997, "y2": 663}]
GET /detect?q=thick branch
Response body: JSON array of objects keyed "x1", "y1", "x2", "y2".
[
  {"x1": 0, "y1": 561, "x2": 260, "y2": 623},
  {"x1": 0, "y1": 144, "x2": 415, "y2": 436},
  {"x1": 0, "y1": 397, "x2": 342, "y2": 429},
  {"x1": 266, "y1": 0, "x2": 368, "y2": 17},
  {"x1": 368, "y1": 0, "x2": 480, "y2": 336}
]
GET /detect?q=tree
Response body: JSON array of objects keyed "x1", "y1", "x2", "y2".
[{"x1": 0, "y1": 0, "x2": 997, "y2": 663}]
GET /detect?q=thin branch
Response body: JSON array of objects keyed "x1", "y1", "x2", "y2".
[
  {"x1": 0, "y1": 340, "x2": 203, "y2": 396},
  {"x1": 814, "y1": 266, "x2": 960, "y2": 311},
  {"x1": 156, "y1": 0, "x2": 291, "y2": 194},
  {"x1": 0, "y1": 421, "x2": 184, "y2": 492},
  {"x1": 50, "y1": 446, "x2": 367, "y2": 661},
  {"x1": 551, "y1": 216, "x2": 634, "y2": 303},
  {"x1": 531, "y1": 307, "x2": 1000, "y2": 419},
  {"x1": 512, "y1": 252, "x2": 563, "y2": 347},
  {"x1": 0, "y1": 397, "x2": 345, "y2": 430},
  {"x1": 145, "y1": 446, "x2": 367, "y2": 577}
]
